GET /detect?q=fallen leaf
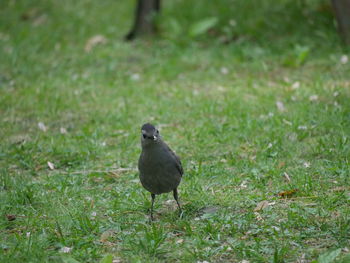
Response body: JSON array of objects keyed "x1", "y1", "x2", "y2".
[
  {"x1": 340, "y1": 55, "x2": 348, "y2": 64},
  {"x1": 303, "y1": 162, "x2": 310, "y2": 168},
  {"x1": 60, "y1": 127, "x2": 67, "y2": 134},
  {"x1": 130, "y1": 179, "x2": 139, "y2": 183},
  {"x1": 272, "y1": 226, "x2": 280, "y2": 231},
  {"x1": 291, "y1": 81, "x2": 300, "y2": 90},
  {"x1": 282, "y1": 119, "x2": 292, "y2": 126},
  {"x1": 277, "y1": 189, "x2": 298, "y2": 198},
  {"x1": 192, "y1": 89, "x2": 199, "y2": 96},
  {"x1": 84, "y1": 35, "x2": 107, "y2": 52},
  {"x1": 100, "y1": 230, "x2": 114, "y2": 243},
  {"x1": 276, "y1": 101, "x2": 286, "y2": 112},
  {"x1": 60, "y1": 247, "x2": 72, "y2": 253},
  {"x1": 254, "y1": 212, "x2": 263, "y2": 221},
  {"x1": 217, "y1": 86, "x2": 226, "y2": 92},
  {"x1": 6, "y1": 214, "x2": 16, "y2": 221},
  {"x1": 38, "y1": 122, "x2": 47, "y2": 132},
  {"x1": 254, "y1": 200, "x2": 269, "y2": 212},
  {"x1": 176, "y1": 239, "x2": 184, "y2": 244},
  {"x1": 298, "y1": 125, "x2": 308, "y2": 130},
  {"x1": 130, "y1": 73, "x2": 140, "y2": 81},
  {"x1": 220, "y1": 67, "x2": 229, "y2": 75},
  {"x1": 283, "y1": 172, "x2": 291, "y2": 183},
  {"x1": 309, "y1": 95, "x2": 318, "y2": 102},
  {"x1": 47, "y1": 161, "x2": 55, "y2": 170},
  {"x1": 240, "y1": 180, "x2": 248, "y2": 189}
]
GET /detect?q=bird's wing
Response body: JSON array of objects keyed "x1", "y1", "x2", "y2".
[{"x1": 166, "y1": 144, "x2": 184, "y2": 176}]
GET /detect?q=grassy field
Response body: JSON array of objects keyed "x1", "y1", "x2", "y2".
[{"x1": 1, "y1": 0, "x2": 350, "y2": 262}]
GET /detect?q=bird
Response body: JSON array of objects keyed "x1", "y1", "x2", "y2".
[{"x1": 138, "y1": 123, "x2": 183, "y2": 220}]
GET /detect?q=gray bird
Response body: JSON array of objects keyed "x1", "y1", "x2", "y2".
[{"x1": 138, "y1": 123, "x2": 183, "y2": 220}]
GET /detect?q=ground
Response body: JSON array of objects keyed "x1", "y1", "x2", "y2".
[{"x1": 0, "y1": 0, "x2": 350, "y2": 262}]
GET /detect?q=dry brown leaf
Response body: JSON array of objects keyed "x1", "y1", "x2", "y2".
[
  {"x1": 278, "y1": 189, "x2": 298, "y2": 198},
  {"x1": 254, "y1": 200, "x2": 269, "y2": 212},
  {"x1": 100, "y1": 230, "x2": 115, "y2": 243},
  {"x1": 6, "y1": 214, "x2": 16, "y2": 221},
  {"x1": 277, "y1": 161, "x2": 285, "y2": 169},
  {"x1": 85, "y1": 35, "x2": 107, "y2": 52}
]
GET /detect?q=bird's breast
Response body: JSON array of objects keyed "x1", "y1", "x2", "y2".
[{"x1": 138, "y1": 147, "x2": 181, "y2": 194}]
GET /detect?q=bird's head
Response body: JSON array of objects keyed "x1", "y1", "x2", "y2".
[{"x1": 141, "y1": 123, "x2": 160, "y2": 147}]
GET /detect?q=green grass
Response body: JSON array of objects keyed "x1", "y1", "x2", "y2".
[{"x1": 1, "y1": 0, "x2": 350, "y2": 262}]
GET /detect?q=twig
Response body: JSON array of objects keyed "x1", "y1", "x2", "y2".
[{"x1": 59, "y1": 168, "x2": 137, "y2": 175}]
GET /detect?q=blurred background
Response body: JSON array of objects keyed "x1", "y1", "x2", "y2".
[{"x1": 1, "y1": 0, "x2": 350, "y2": 262}]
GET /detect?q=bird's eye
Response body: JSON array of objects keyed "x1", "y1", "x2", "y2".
[
  {"x1": 142, "y1": 134, "x2": 146, "y2": 139},
  {"x1": 156, "y1": 130, "x2": 159, "y2": 134}
]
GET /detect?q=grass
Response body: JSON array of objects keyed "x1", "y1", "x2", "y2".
[{"x1": 1, "y1": 0, "x2": 350, "y2": 262}]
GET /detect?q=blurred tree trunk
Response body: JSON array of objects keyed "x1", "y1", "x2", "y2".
[
  {"x1": 125, "y1": 0, "x2": 161, "y2": 41},
  {"x1": 331, "y1": 0, "x2": 350, "y2": 44}
]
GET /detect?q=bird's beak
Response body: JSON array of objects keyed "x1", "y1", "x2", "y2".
[{"x1": 153, "y1": 135, "x2": 157, "y2": 141}]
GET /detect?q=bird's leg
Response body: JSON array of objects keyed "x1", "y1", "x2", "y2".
[
  {"x1": 150, "y1": 193, "x2": 156, "y2": 221},
  {"x1": 173, "y1": 188, "x2": 183, "y2": 217}
]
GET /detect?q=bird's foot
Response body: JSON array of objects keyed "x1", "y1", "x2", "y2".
[{"x1": 149, "y1": 213, "x2": 155, "y2": 223}]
